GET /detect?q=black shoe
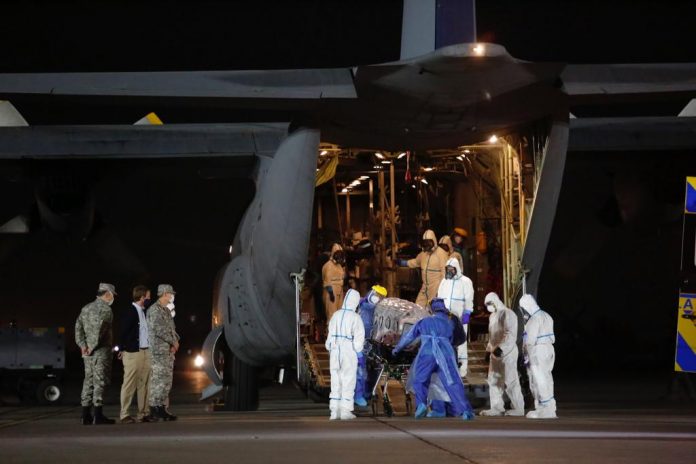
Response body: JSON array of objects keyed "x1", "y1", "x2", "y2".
[
  {"x1": 92, "y1": 406, "x2": 115, "y2": 425},
  {"x1": 81, "y1": 406, "x2": 93, "y2": 425},
  {"x1": 149, "y1": 406, "x2": 161, "y2": 421}
]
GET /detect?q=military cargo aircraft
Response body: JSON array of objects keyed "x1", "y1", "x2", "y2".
[{"x1": 1, "y1": 0, "x2": 696, "y2": 409}]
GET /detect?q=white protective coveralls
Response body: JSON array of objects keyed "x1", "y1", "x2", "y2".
[
  {"x1": 480, "y1": 292, "x2": 525, "y2": 416},
  {"x1": 405, "y1": 230, "x2": 448, "y2": 307},
  {"x1": 437, "y1": 257, "x2": 474, "y2": 377},
  {"x1": 519, "y1": 294, "x2": 557, "y2": 419},
  {"x1": 325, "y1": 289, "x2": 365, "y2": 420}
]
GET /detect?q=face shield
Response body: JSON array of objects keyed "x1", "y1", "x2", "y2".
[{"x1": 368, "y1": 291, "x2": 382, "y2": 305}]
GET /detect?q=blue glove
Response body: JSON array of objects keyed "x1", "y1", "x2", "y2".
[
  {"x1": 325, "y1": 286, "x2": 335, "y2": 303},
  {"x1": 397, "y1": 259, "x2": 409, "y2": 267},
  {"x1": 357, "y1": 351, "x2": 363, "y2": 359},
  {"x1": 391, "y1": 348, "x2": 399, "y2": 356},
  {"x1": 461, "y1": 311, "x2": 472, "y2": 324}
]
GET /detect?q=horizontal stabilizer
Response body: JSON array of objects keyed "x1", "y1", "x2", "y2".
[
  {"x1": 569, "y1": 117, "x2": 696, "y2": 151},
  {"x1": 562, "y1": 64, "x2": 696, "y2": 100}
]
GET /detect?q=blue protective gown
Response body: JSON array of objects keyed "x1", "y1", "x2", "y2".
[
  {"x1": 354, "y1": 296, "x2": 376, "y2": 401},
  {"x1": 431, "y1": 312, "x2": 467, "y2": 416},
  {"x1": 393, "y1": 312, "x2": 473, "y2": 417}
]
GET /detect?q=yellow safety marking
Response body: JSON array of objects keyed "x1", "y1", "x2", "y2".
[
  {"x1": 675, "y1": 294, "x2": 696, "y2": 372},
  {"x1": 145, "y1": 112, "x2": 163, "y2": 125}
]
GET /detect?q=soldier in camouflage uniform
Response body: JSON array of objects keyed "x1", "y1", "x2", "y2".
[
  {"x1": 75, "y1": 282, "x2": 116, "y2": 425},
  {"x1": 147, "y1": 284, "x2": 179, "y2": 421}
]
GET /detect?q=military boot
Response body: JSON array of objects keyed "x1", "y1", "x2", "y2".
[
  {"x1": 162, "y1": 407, "x2": 177, "y2": 421},
  {"x1": 80, "y1": 406, "x2": 93, "y2": 425},
  {"x1": 92, "y1": 406, "x2": 115, "y2": 425},
  {"x1": 149, "y1": 406, "x2": 161, "y2": 422}
]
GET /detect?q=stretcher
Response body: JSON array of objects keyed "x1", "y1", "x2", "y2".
[{"x1": 364, "y1": 298, "x2": 428, "y2": 416}]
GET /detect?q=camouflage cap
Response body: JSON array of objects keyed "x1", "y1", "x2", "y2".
[
  {"x1": 98, "y1": 282, "x2": 117, "y2": 295},
  {"x1": 157, "y1": 284, "x2": 176, "y2": 296}
]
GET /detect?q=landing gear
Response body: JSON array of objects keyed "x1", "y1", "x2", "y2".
[{"x1": 223, "y1": 346, "x2": 259, "y2": 411}]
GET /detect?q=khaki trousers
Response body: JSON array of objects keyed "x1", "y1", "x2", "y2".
[{"x1": 120, "y1": 349, "x2": 152, "y2": 419}]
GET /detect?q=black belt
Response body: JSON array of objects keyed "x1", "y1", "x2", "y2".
[{"x1": 140, "y1": 347, "x2": 149, "y2": 350}]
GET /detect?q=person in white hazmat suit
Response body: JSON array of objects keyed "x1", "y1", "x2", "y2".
[
  {"x1": 437, "y1": 257, "x2": 474, "y2": 377},
  {"x1": 519, "y1": 294, "x2": 557, "y2": 419},
  {"x1": 479, "y1": 292, "x2": 525, "y2": 416},
  {"x1": 325, "y1": 289, "x2": 365, "y2": 420}
]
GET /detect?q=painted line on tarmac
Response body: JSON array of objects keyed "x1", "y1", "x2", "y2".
[
  {"x1": 2, "y1": 426, "x2": 696, "y2": 443},
  {"x1": 0, "y1": 406, "x2": 77, "y2": 430},
  {"x1": 372, "y1": 417, "x2": 481, "y2": 464}
]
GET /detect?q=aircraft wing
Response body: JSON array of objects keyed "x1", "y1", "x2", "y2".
[
  {"x1": 562, "y1": 63, "x2": 696, "y2": 101},
  {"x1": 0, "y1": 123, "x2": 286, "y2": 159},
  {"x1": 0, "y1": 68, "x2": 356, "y2": 100}
]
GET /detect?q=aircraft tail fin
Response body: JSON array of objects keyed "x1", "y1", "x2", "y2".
[{"x1": 400, "y1": 0, "x2": 477, "y2": 60}]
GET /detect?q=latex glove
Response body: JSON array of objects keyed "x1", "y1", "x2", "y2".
[
  {"x1": 493, "y1": 347, "x2": 503, "y2": 358},
  {"x1": 461, "y1": 311, "x2": 472, "y2": 324},
  {"x1": 357, "y1": 352, "x2": 363, "y2": 359},
  {"x1": 325, "y1": 286, "x2": 335, "y2": 303},
  {"x1": 397, "y1": 259, "x2": 409, "y2": 267}
]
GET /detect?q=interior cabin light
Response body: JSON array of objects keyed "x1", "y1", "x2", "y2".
[
  {"x1": 397, "y1": 152, "x2": 407, "y2": 159},
  {"x1": 473, "y1": 44, "x2": 485, "y2": 56},
  {"x1": 374, "y1": 152, "x2": 385, "y2": 159},
  {"x1": 489, "y1": 135, "x2": 498, "y2": 143}
]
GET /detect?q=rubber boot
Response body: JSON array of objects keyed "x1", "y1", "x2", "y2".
[
  {"x1": 92, "y1": 406, "x2": 115, "y2": 425},
  {"x1": 80, "y1": 406, "x2": 93, "y2": 425}
]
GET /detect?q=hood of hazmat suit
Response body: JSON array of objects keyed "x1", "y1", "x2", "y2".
[
  {"x1": 437, "y1": 257, "x2": 474, "y2": 317},
  {"x1": 484, "y1": 292, "x2": 506, "y2": 313},
  {"x1": 519, "y1": 294, "x2": 541, "y2": 316}
]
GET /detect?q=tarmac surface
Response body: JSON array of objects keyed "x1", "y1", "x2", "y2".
[{"x1": 1, "y1": 370, "x2": 696, "y2": 463}]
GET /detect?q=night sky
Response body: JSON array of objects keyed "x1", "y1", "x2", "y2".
[
  {"x1": 2, "y1": 0, "x2": 696, "y2": 74},
  {"x1": 2, "y1": 0, "x2": 696, "y2": 374}
]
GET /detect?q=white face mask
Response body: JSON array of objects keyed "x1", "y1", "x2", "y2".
[
  {"x1": 486, "y1": 303, "x2": 495, "y2": 313},
  {"x1": 169, "y1": 294, "x2": 175, "y2": 304},
  {"x1": 106, "y1": 293, "x2": 114, "y2": 306},
  {"x1": 167, "y1": 302, "x2": 176, "y2": 317}
]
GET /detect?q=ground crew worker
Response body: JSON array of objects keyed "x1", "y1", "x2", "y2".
[
  {"x1": 392, "y1": 298, "x2": 474, "y2": 420},
  {"x1": 75, "y1": 282, "x2": 116, "y2": 425},
  {"x1": 354, "y1": 285, "x2": 387, "y2": 407},
  {"x1": 437, "y1": 257, "x2": 474, "y2": 377},
  {"x1": 326, "y1": 289, "x2": 365, "y2": 420},
  {"x1": 479, "y1": 292, "x2": 524, "y2": 416},
  {"x1": 520, "y1": 294, "x2": 557, "y2": 419},
  {"x1": 147, "y1": 284, "x2": 179, "y2": 421},
  {"x1": 397, "y1": 230, "x2": 448, "y2": 307},
  {"x1": 322, "y1": 243, "x2": 346, "y2": 321}
]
